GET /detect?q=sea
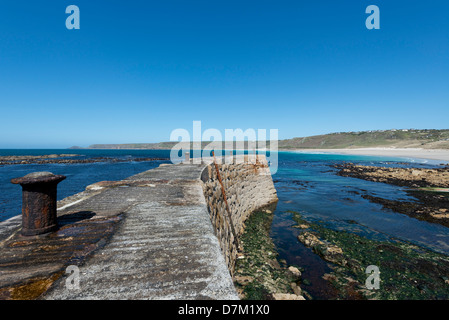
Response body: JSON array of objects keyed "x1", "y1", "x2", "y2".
[{"x1": 1, "y1": 149, "x2": 448, "y2": 299}]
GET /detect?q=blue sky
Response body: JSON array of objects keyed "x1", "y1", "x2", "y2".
[{"x1": 0, "y1": 1, "x2": 448, "y2": 148}]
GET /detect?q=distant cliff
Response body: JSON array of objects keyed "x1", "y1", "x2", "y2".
[{"x1": 69, "y1": 129, "x2": 449, "y2": 150}]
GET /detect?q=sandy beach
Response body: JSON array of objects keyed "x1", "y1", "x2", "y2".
[{"x1": 288, "y1": 148, "x2": 449, "y2": 163}]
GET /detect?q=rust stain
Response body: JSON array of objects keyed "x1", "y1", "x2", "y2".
[
  {"x1": 0, "y1": 214, "x2": 124, "y2": 300},
  {"x1": 9, "y1": 240, "x2": 33, "y2": 247},
  {"x1": 0, "y1": 271, "x2": 64, "y2": 300},
  {"x1": 212, "y1": 151, "x2": 239, "y2": 250}
]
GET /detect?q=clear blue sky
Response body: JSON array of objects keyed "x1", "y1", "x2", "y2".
[{"x1": 1, "y1": 1, "x2": 448, "y2": 148}]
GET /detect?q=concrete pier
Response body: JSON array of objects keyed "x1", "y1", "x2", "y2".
[{"x1": 0, "y1": 155, "x2": 277, "y2": 300}]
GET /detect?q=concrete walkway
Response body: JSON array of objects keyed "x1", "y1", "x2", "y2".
[{"x1": 0, "y1": 162, "x2": 238, "y2": 300}]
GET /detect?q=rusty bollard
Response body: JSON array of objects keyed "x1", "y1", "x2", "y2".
[{"x1": 11, "y1": 172, "x2": 66, "y2": 236}]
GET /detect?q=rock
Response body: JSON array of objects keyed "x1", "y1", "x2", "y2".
[
  {"x1": 288, "y1": 266, "x2": 302, "y2": 278},
  {"x1": 411, "y1": 170, "x2": 422, "y2": 176},
  {"x1": 431, "y1": 212, "x2": 449, "y2": 219},
  {"x1": 234, "y1": 276, "x2": 253, "y2": 285},
  {"x1": 298, "y1": 232, "x2": 323, "y2": 247},
  {"x1": 326, "y1": 245, "x2": 343, "y2": 255},
  {"x1": 272, "y1": 293, "x2": 305, "y2": 300},
  {"x1": 291, "y1": 282, "x2": 302, "y2": 296},
  {"x1": 322, "y1": 273, "x2": 337, "y2": 282}
]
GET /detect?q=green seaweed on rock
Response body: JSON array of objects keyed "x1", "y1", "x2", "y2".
[
  {"x1": 291, "y1": 211, "x2": 449, "y2": 300},
  {"x1": 233, "y1": 208, "x2": 304, "y2": 300}
]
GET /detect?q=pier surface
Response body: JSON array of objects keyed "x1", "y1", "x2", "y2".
[{"x1": 0, "y1": 161, "x2": 241, "y2": 299}]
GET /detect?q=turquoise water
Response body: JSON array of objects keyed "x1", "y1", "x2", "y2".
[
  {"x1": 1, "y1": 149, "x2": 448, "y2": 298},
  {"x1": 270, "y1": 151, "x2": 449, "y2": 298},
  {"x1": 272, "y1": 152, "x2": 449, "y2": 251}
]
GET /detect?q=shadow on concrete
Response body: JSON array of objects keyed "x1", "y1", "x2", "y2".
[{"x1": 58, "y1": 211, "x2": 96, "y2": 227}]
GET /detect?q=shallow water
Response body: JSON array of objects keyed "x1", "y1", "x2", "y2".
[
  {"x1": 271, "y1": 151, "x2": 449, "y2": 299},
  {"x1": 272, "y1": 152, "x2": 449, "y2": 253}
]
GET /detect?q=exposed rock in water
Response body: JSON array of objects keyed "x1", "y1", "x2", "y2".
[
  {"x1": 334, "y1": 163, "x2": 449, "y2": 188},
  {"x1": 292, "y1": 211, "x2": 449, "y2": 300},
  {"x1": 288, "y1": 266, "x2": 302, "y2": 278},
  {"x1": 334, "y1": 163, "x2": 449, "y2": 227},
  {"x1": 0, "y1": 155, "x2": 169, "y2": 166},
  {"x1": 361, "y1": 192, "x2": 449, "y2": 228},
  {"x1": 272, "y1": 293, "x2": 305, "y2": 300},
  {"x1": 0, "y1": 154, "x2": 80, "y2": 161}
]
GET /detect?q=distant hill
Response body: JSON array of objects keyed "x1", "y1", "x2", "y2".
[
  {"x1": 70, "y1": 129, "x2": 449, "y2": 150},
  {"x1": 82, "y1": 141, "x2": 260, "y2": 150},
  {"x1": 278, "y1": 129, "x2": 449, "y2": 150},
  {"x1": 85, "y1": 142, "x2": 178, "y2": 150}
]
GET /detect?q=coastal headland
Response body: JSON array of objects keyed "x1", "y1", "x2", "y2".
[{"x1": 73, "y1": 129, "x2": 449, "y2": 160}]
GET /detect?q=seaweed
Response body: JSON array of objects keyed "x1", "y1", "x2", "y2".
[
  {"x1": 233, "y1": 209, "x2": 303, "y2": 300},
  {"x1": 291, "y1": 211, "x2": 449, "y2": 300}
]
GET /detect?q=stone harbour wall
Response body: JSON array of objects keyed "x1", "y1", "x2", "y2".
[
  {"x1": 200, "y1": 155, "x2": 278, "y2": 275},
  {"x1": 0, "y1": 154, "x2": 278, "y2": 299}
]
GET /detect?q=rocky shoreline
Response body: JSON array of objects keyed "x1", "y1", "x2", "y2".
[
  {"x1": 334, "y1": 163, "x2": 449, "y2": 188},
  {"x1": 284, "y1": 162, "x2": 449, "y2": 299},
  {"x1": 334, "y1": 163, "x2": 449, "y2": 228},
  {"x1": 0, "y1": 154, "x2": 80, "y2": 161},
  {"x1": 291, "y1": 211, "x2": 449, "y2": 300},
  {"x1": 0, "y1": 154, "x2": 169, "y2": 166},
  {"x1": 236, "y1": 162, "x2": 449, "y2": 300}
]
